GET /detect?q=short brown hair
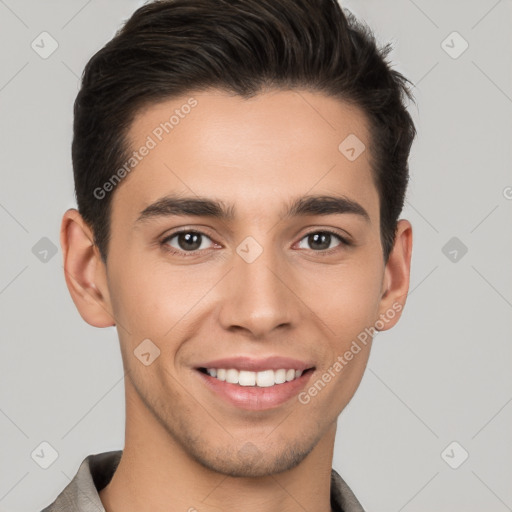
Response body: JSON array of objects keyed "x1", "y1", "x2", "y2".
[{"x1": 72, "y1": 0, "x2": 416, "y2": 263}]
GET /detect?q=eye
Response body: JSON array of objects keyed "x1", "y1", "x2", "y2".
[
  {"x1": 296, "y1": 230, "x2": 350, "y2": 252},
  {"x1": 160, "y1": 228, "x2": 351, "y2": 258},
  {"x1": 161, "y1": 230, "x2": 215, "y2": 255}
]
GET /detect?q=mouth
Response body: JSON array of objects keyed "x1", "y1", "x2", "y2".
[
  {"x1": 197, "y1": 367, "x2": 313, "y2": 387},
  {"x1": 194, "y1": 359, "x2": 315, "y2": 411}
]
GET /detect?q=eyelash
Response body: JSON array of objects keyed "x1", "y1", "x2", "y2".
[{"x1": 159, "y1": 228, "x2": 352, "y2": 258}]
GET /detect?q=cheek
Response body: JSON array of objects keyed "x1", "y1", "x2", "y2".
[
  {"x1": 107, "y1": 253, "x2": 215, "y2": 340},
  {"x1": 306, "y1": 256, "x2": 384, "y2": 341},
  {"x1": 298, "y1": 261, "x2": 382, "y2": 414}
]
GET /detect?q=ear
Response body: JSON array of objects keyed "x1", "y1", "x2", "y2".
[
  {"x1": 376, "y1": 219, "x2": 413, "y2": 331},
  {"x1": 60, "y1": 208, "x2": 115, "y2": 327}
]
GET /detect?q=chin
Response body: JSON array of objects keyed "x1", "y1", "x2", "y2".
[{"x1": 187, "y1": 437, "x2": 317, "y2": 478}]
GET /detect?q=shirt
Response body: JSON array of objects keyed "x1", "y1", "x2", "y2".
[{"x1": 40, "y1": 450, "x2": 365, "y2": 512}]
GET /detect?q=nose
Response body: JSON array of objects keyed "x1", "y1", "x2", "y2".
[{"x1": 217, "y1": 240, "x2": 299, "y2": 339}]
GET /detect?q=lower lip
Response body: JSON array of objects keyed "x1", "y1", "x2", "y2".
[{"x1": 196, "y1": 370, "x2": 313, "y2": 411}]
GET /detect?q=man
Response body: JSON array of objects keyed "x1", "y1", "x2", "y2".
[{"x1": 43, "y1": 0, "x2": 416, "y2": 510}]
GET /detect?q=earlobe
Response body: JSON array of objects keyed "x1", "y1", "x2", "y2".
[
  {"x1": 60, "y1": 208, "x2": 115, "y2": 328},
  {"x1": 377, "y1": 219, "x2": 413, "y2": 331}
]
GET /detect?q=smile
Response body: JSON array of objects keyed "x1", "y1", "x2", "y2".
[
  {"x1": 199, "y1": 367, "x2": 305, "y2": 387},
  {"x1": 196, "y1": 366, "x2": 315, "y2": 410}
]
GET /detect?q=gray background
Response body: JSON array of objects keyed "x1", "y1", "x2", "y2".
[{"x1": 1, "y1": 0, "x2": 511, "y2": 511}]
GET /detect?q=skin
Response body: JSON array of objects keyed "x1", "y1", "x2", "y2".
[{"x1": 61, "y1": 89, "x2": 412, "y2": 512}]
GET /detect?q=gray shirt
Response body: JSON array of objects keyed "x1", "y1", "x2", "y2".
[{"x1": 40, "y1": 450, "x2": 365, "y2": 512}]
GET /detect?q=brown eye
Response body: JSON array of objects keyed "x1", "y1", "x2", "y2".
[
  {"x1": 162, "y1": 231, "x2": 213, "y2": 253},
  {"x1": 297, "y1": 231, "x2": 349, "y2": 251}
]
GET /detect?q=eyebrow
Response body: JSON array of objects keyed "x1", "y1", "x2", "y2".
[{"x1": 135, "y1": 193, "x2": 370, "y2": 225}]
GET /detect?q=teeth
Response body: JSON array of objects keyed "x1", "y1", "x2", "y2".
[
  {"x1": 256, "y1": 369, "x2": 274, "y2": 387},
  {"x1": 238, "y1": 370, "x2": 256, "y2": 386},
  {"x1": 275, "y1": 369, "x2": 286, "y2": 384},
  {"x1": 226, "y1": 368, "x2": 239, "y2": 384},
  {"x1": 204, "y1": 368, "x2": 306, "y2": 387}
]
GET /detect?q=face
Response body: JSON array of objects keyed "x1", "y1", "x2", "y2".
[{"x1": 63, "y1": 89, "x2": 411, "y2": 478}]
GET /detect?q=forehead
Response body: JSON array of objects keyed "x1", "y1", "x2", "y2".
[{"x1": 112, "y1": 89, "x2": 379, "y2": 225}]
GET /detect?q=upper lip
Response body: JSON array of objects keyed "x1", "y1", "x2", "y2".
[{"x1": 196, "y1": 356, "x2": 314, "y2": 372}]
